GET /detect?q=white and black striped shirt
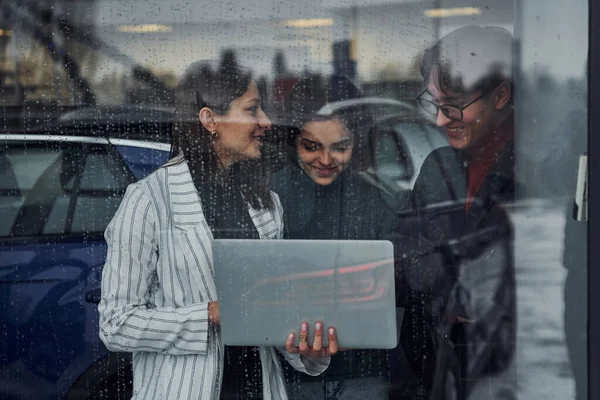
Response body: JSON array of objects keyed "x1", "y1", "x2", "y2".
[{"x1": 98, "y1": 159, "x2": 329, "y2": 399}]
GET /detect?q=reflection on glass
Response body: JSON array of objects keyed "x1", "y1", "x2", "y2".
[{"x1": 0, "y1": 1, "x2": 589, "y2": 399}]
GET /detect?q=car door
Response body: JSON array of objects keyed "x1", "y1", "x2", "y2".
[{"x1": 0, "y1": 136, "x2": 136, "y2": 400}]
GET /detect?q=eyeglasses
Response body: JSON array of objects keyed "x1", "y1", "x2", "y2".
[{"x1": 416, "y1": 89, "x2": 491, "y2": 122}]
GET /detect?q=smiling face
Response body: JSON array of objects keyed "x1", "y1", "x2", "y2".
[
  {"x1": 296, "y1": 118, "x2": 353, "y2": 186},
  {"x1": 201, "y1": 80, "x2": 272, "y2": 167},
  {"x1": 426, "y1": 80, "x2": 494, "y2": 150},
  {"x1": 425, "y1": 70, "x2": 511, "y2": 150}
]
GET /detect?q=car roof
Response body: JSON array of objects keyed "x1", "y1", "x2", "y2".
[
  {"x1": 6, "y1": 122, "x2": 173, "y2": 142},
  {"x1": 57, "y1": 105, "x2": 174, "y2": 122},
  {"x1": 0, "y1": 133, "x2": 172, "y2": 152},
  {"x1": 317, "y1": 97, "x2": 414, "y2": 115},
  {"x1": 0, "y1": 105, "x2": 175, "y2": 142},
  {"x1": 375, "y1": 112, "x2": 437, "y2": 128}
]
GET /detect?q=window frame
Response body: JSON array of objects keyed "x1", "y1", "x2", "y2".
[{"x1": 588, "y1": 1, "x2": 599, "y2": 399}]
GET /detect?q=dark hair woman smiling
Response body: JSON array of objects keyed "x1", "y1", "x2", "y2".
[{"x1": 272, "y1": 76, "x2": 397, "y2": 399}]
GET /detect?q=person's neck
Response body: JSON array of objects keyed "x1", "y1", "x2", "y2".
[
  {"x1": 468, "y1": 109, "x2": 514, "y2": 158},
  {"x1": 216, "y1": 153, "x2": 234, "y2": 170},
  {"x1": 493, "y1": 108, "x2": 513, "y2": 132},
  {"x1": 210, "y1": 148, "x2": 236, "y2": 184}
]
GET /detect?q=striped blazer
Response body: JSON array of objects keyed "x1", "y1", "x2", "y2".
[{"x1": 98, "y1": 158, "x2": 329, "y2": 400}]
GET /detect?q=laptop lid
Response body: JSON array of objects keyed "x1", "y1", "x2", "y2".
[{"x1": 213, "y1": 239, "x2": 398, "y2": 349}]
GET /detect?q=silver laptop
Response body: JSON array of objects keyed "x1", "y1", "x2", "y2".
[{"x1": 213, "y1": 239, "x2": 399, "y2": 349}]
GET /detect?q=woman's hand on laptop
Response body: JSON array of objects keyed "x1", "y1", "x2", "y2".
[{"x1": 285, "y1": 321, "x2": 339, "y2": 357}]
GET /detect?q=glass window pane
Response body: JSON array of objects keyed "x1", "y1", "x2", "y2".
[
  {"x1": 0, "y1": 1, "x2": 590, "y2": 399},
  {"x1": 375, "y1": 133, "x2": 408, "y2": 179},
  {"x1": 71, "y1": 151, "x2": 133, "y2": 234},
  {"x1": 43, "y1": 195, "x2": 70, "y2": 235},
  {"x1": 71, "y1": 196, "x2": 123, "y2": 233},
  {"x1": 79, "y1": 153, "x2": 132, "y2": 191},
  {"x1": 0, "y1": 147, "x2": 68, "y2": 237},
  {"x1": 515, "y1": 1, "x2": 589, "y2": 399},
  {"x1": 0, "y1": 144, "x2": 132, "y2": 237},
  {"x1": 8, "y1": 151, "x2": 63, "y2": 190}
]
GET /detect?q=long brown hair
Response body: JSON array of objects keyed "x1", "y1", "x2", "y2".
[{"x1": 170, "y1": 57, "x2": 273, "y2": 210}]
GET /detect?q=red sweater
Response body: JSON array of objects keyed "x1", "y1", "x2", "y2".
[{"x1": 466, "y1": 116, "x2": 514, "y2": 213}]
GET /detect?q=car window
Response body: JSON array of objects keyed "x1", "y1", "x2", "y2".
[
  {"x1": 392, "y1": 122, "x2": 446, "y2": 183},
  {"x1": 366, "y1": 103, "x2": 409, "y2": 120},
  {"x1": 374, "y1": 130, "x2": 411, "y2": 181},
  {"x1": 9, "y1": 151, "x2": 64, "y2": 189},
  {"x1": 79, "y1": 153, "x2": 133, "y2": 191},
  {"x1": 0, "y1": 141, "x2": 135, "y2": 238}
]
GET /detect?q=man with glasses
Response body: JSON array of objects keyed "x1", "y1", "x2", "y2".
[
  {"x1": 393, "y1": 26, "x2": 517, "y2": 399},
  {"x1": 413, "y1": 25, "x2": 515, "y2": 211}
]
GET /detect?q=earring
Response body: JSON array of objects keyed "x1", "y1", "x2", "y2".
[{"x1": 210, "y1": 130, "x2": 218, "y2": 139}]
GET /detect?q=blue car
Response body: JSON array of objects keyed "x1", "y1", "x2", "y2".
[{"x1": 0, "y1": 132, "x2": 170, "y2": 400}]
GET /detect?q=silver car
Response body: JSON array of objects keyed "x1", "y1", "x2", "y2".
[{"x1": 360, "y1": 113, "x2": 448, "y2": 210}]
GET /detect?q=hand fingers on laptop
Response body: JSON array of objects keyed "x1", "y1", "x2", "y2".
[
  {"x1": 312, "y1": 321, "x2": 323, "y2": 352},
  {"x1": 286, "y1": 333, "x2": 298, "y2": 353},
  {"x1": 326, "y1": 327, "x2": 338, "y2": 356},
  {"x1": 298, "y1": 322, "x2": 309, "y2": 352},
  {"x1": 286, "y1": 322, "x2": 339, "y2": 357}
]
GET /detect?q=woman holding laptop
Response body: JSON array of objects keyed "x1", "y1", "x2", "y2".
[
  {"x1": 98, "y1": 58, "x2": 339, "y2": 400},
  {"x1": 271, "y1": 77, "x2": 401, "y2": 399}
]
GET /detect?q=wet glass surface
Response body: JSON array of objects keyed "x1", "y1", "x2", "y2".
[{"x1": 0, "y1": 1, "x2": 589, "y2": 399}]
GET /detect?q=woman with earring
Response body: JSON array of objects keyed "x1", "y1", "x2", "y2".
[{"x1": 98, "y1": 59, "x2": 339, "y2": 400}]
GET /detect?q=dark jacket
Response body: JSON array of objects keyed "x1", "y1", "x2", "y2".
[
  {"x1": 398, "y1": 141, "x2": 517, "y2": 308},
  {"x1": 271, "y1": 164, "x2": 398, "y2": 382},
  {"x1": 272, "y1": 165, "x2": 396, "y2": 241},
  {"x1": 411, "y1": 141, "x2": 516, "y2": 235},
  {"x1": 397, "y1": 139, "x2": 518, "y2": 396}
]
